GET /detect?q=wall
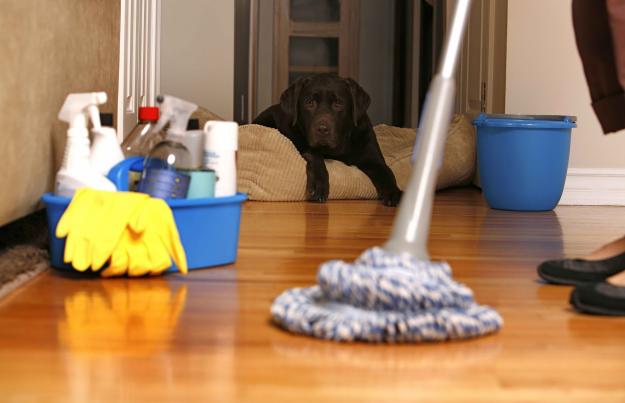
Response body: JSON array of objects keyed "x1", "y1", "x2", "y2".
[
  {"x1": 160, "y1": 0, "x2": 235, "y2": 120},
  {"x1": 506, "y1": 0, "x2": 625, "y2": 169},
  {"x1": 0, "y1": 0, "x2": 120, "y2": 226}
]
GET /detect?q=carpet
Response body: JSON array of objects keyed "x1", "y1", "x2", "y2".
[{"x1": 0, "y1": 210, "x2": 49, "y2": 300}]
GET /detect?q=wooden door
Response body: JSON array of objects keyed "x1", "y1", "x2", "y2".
[{"x1": 273, "y1": 0, "x2": 360, "y2": 102}]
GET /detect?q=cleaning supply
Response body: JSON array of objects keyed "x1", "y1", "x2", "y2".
[
  {"x1": 138, "y1": 95, "x2": 198, "y2": 199},
  {"x1": 203, "y1": 120, "x2": 239, "y2": 197},
  {"x1": 121, "y1": 107, "x2": 162, "y2": 190},
  {"x1": 121, "y1": 106, "x2": 162, "y2": 156},
  {"x1": 270, "y1": 0, "x2": 502, "y2": 342},
  {"x1": 56, "y1": 189, "x2": 149, "y2": 271},
  {"x1": 55, "y1": 92, "x2": 117, "y2": 197},
  {"x1": 55, "y1": 188, "x2": 187, "y2": 276},
  {"x1": 139, "y1": 141, "x2": 192, "y2": 199},
  {"x1": 185, "y1": 169, "x2": 217, "y2": 199},
  {"x1": 90, "y1": 126, "x2": 124, "y2": 177},
  {"x1": 473, "y1": 114, "x2": 576, "y2": 211},
  {"x1": 184, "y1": 119, "x2": 204, "y2": 169},
  {"x1": 102, "y1": 198, "x2": 188, "y2": 277}
]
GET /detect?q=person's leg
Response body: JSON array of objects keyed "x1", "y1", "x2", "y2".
[
  {"x1": 584, "y1": 235, "x2": 625, "y2": 260},
  {"x1": 580, "y1": 0, "x2": 625, "y2": 273},
  {"x1": 573, "y1": 0, "x2": 625, "y2": 134},
  {"x1": 556, "y1": 1, "x2": 625, "y2": 315},
  {"x1": 607, "y1": 0, "x2": 625, "y2": 91}
]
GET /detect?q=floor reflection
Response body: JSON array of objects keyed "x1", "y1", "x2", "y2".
[
  {"x1": 58, "y1": 279, "x2": 187, "y2": 356},
  {"x1": 271, "y1": 334, "x2": 502, "y2": 372},
  {"x1": 476, "y1": 208, "x2": 564, "y2": 262}
]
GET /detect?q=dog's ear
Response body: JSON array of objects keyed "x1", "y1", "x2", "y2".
[
  {"x1": 344, "y1": 78, "x2": 371, "y2": 126},
  {"x1": 280, "y1": 76, "x2": 311, "y2": 126}
]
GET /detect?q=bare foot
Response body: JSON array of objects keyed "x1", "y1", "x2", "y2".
[
  {"x1": 585, "y1": 235, "x2": 625, "y2": 261},
  {"x1": 607, "y1": 270, "x2": 625, "y2": 287}
]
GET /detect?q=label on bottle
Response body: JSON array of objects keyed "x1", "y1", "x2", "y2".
[
  {"x1": 138, "y1": 168, "x2": 190, "y2": 199},
  {"x1": 202, "y1": 150, "x2": 221, "y2": 170}
]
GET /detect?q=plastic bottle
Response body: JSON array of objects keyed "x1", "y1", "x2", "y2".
[
  {"x1": 203, "y1": 121, "x2": 238, "y2": 197},
  {"x1": 55, "y1": 92, "x2": 117, "y2": 197},
  {"x1": 139, "y1": 140, "x2": 192, "y2": 199},
  {"x1": 182, "y1": 118, "x2": 204, "y2": 169},
  {"x1": 90, "y1": 112, "x2": 124, "y2": 176},
  {"x1": 137, "y1": 95, "x2": 197, "y2": 199},
  {"x1": 121, "y1": 107, "x2": 162, "y2": 156}
]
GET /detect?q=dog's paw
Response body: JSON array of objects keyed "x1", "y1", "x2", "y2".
[
  {"x1": 306, "y1": 174, "x2": 329, "y2": 203},
  {"x1": 380, "y1": 188, "x2": 402, "y2": 207}
]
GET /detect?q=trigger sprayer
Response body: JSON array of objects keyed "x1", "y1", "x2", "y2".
[
  {"x1": 151, "y1": 95, "x2": 198, "y2": 138},
  {"x1": 55, "y1": 92, "x2": 117, "y2": 197}
]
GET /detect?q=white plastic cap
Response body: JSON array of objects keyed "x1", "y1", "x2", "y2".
[{"x1": 203, "y1": 121, "x2": 239, "y2": 151}]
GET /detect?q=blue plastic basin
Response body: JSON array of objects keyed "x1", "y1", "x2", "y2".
[
  {"x1": 42, "y1": 157, "x2": 247, "y2": 271},
  {"x1": 473, "y1": 113, "x2": 575, "y2": 211}
]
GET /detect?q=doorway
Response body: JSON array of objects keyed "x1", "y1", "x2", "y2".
[{"x1": 235, "y1": 0, "x2": 448, "y2": 127}]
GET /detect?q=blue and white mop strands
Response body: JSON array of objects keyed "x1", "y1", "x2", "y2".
[{"x1": 271, "y1": 247, "x2": 502, "y2": 342}]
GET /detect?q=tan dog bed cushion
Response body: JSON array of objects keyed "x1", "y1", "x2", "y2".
[{"x1": 237, "y1": 114, "x2": 475, "y2": 201}]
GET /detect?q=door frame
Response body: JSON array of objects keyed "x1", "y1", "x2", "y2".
[
  {"x1": 117, "y1": 0, "x2": 162, "y2": 139},
  {"x1": 454, "y1": 0, "x2": 507, "y2": 115}
]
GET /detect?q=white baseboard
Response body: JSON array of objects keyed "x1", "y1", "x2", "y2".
[{"x1": 559, "y1": 168, "x2": 625, "y2": 206}]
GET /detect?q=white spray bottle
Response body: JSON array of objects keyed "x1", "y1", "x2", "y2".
[
  {"x1": 90, "y1": 113, "x2": 124, "y2": 176},
  {"x1": 151, "y1": 95, "x2": 198, "y2": 145},
  {"x1": 55, "y1": 92, "x2": 117, "y2": 197},
  {"x1": 138, "y1": 95, "x2": 198, "y2": 199}
]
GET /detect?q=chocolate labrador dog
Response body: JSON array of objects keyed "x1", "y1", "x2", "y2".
[{"x1": 253, "y1": 74, "x2": 402, "y2": 206}]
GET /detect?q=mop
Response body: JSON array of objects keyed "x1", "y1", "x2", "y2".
[{"x1": 271, "y1": 0, "x2": 502, "y2": 342}]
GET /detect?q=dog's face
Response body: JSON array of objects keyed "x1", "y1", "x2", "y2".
[{"x1": 280, "y1": 74, "x2": 371, "y2": 156}]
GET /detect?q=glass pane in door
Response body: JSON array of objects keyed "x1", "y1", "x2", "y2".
[
  {"x1": 290, "y1": 0, "x2": 341, "y2": 22},
  {"x1": 289, "y1": 36, "x2": 339, "y2": 68}
]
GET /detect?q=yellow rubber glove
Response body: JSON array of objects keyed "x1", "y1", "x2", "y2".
[
  {"x1": 129, "y1": 198, "x2": 188, "y2": 275},
  {"x1": 101, "y1": 198, "x2": 187, "y2": 277},
  {"x1": 101, "y1": 228, "x2": 173, "y2": 277},
  {"x1": 56, "y1": 189, "x2": 149, "y2": 271}
]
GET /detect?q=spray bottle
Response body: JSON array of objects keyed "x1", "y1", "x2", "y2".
[
  {"x1": 90, "y1": 114, "x2": 124, "y2": 177},
  {"x1": 55, "y1": 92, "x2": 117, "y2": 197},
  {"x1": 138, "y1": 95, "x2": 197, "y2": 199}
]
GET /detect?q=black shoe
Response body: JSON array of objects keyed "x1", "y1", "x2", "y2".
[
  {"x1": 537, "y1": 250, "x2": 625, "y2": 286},
  {"x1": 570, "y1": 282, "x2": 625, "y2": 316}
]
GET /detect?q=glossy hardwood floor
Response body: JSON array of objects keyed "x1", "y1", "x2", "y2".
[{"x1": 1, "y1": 188, "x2": 625, "y2": 402}]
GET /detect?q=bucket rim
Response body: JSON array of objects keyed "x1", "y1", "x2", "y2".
[{"x1": 472, "y1": 113, "x2": 577, "y2": 129}]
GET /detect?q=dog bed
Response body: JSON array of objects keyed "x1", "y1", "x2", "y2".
[{"x1": 237, "y1": 114, "x2": 476, "y2": 201}]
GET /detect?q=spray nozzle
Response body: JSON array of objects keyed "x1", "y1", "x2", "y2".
[
  {"x1": 58, "y1": 92, "x2": 108, "y2": 130},
  {"x1": 151, "y1": 95, "x2": 197, "y2": 137}
]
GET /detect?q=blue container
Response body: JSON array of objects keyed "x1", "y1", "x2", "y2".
[
  {"x1": 42, "y1": 157, "x2": 247, "y2": 272},
  {"x1": 473, "y1": 114, "x2": 576, "y2": 211}
]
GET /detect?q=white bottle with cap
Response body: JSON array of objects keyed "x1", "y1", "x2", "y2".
[{"x1": 202, "y1": 121, "x2": 238, "y2": 197}]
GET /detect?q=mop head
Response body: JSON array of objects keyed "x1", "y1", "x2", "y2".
[{"x1": 271, "y1": 247, "x2": 502, "y2": 343}]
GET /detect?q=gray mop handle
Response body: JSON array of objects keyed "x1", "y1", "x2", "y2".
[{"x1": 384, "y1": 0, "x2": 472, "y2": 259}]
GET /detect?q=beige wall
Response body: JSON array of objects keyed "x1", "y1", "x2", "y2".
[
  {"x1": 160, "y1": 0, "x2": 235, "y2": 120},
  {"x1": 0, "y1": 0, "x2": 120, "y2": 226},
  {"x1": 506, "y1": 0, "x2": 625, "y2": 169}
]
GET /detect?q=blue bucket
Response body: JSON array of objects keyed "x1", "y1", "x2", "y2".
[
  {"x1": 473, "y1": 114, "x2": 575, "y2": 211},
  {"x1": 41, "y1": 157, "x2": 247, "y2": 272}
]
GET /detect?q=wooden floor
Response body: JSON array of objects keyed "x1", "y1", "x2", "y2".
[{"x1": 1, "y1": 188, "x2": 625, "y2": 402}]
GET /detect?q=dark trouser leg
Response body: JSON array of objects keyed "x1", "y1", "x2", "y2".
[
  {"x1": 607, "y1": 0, "x2": 625, "y2": 90},
  {"x1": 572, "y1": 0, "x2": 625, "y2": 134}
]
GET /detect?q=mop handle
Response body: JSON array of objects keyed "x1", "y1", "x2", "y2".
[{"x1": 384, "y1": 0, "x2": 472, "y2": 259}]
